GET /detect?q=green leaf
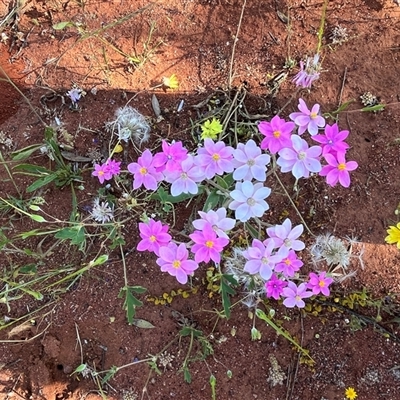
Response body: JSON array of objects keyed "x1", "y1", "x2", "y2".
[
  {"x1": 183, "y1": 367, "x2": 192, "y2": 383},
  {"x1": 55, "y1": 226, "x2": 87, "y2": 251},
  {"x1": 244, "y1": 222, "x2": 260, "y2": 240},
  {"x1": 203, "y1": 189, "x2": 222, "y2": 212},
  {"x1": 72, "y1": 363, "x2": 87, "y2": 374},
  {"x1": 132, "y1": 319, "x2": 155, "y2": 329},
  {"x1": 13, "y1": 163, "x2": 51, "y2": 174},
  {"x1": 19, "y1": 264, "x2": 38, "y2": 274},
  {"x1": 361, "y1": 104, "x2": 385, "y2": 112},
  {"x1": 101, "y1": 366, "x2": 118, "y2": 385},
  {"x1": 30, "y1": 214, "x2": 47, "y2": 223},
  {"x1": 88, "y1": 254, "x2": 108, "y2": 267},
  {"x1": 11, "y1": 144, "x2": 43, "y2": 161},
  {"x1": 220, "y1": 275, "x2": 237, "y2": 319},
  {"x1": 52, "y1": 21, "x2": 75, "y2": 30},
  {"x1": 29, "y1": 205, "x2": 41, "y2": 211},
  {"x1": 118, "y1": 286, "x2": 143, "y2": 325},
  {"x1": 131, "y1": 286, "x2": 147, "y2": 294},
  {"x1": 26, "y1": 174, "x2": 58, "y2": 193}
]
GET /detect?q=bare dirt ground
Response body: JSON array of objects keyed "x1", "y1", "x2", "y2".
[{"x1": 1, "y1": 0, "x2": 400, "y2": 399}]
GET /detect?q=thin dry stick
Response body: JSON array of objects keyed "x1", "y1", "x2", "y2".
[
  {"x1": 228, "y1": 0, "x2": 247, "y2": 88},
  {"x1": 338, "y1": 67, "x2": 347, "y2": 108}
]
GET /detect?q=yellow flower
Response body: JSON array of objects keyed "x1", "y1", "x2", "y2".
[
  {"x1": 201, "y1": 118, "x2": 223, "y2": 140},
  {"x1": 385, "y1": 222, "x2": 400, "y2": 249},
  {"x1": 345, "y1": 387, "x2": 358, "y2": 400},
  {"x1": 162, "y1": 74, "x2": 179, "y2": 90}
]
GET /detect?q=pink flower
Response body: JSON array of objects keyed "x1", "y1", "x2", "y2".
[
  {"x1": 195, "y1": 139, "x2": 234, "y2": 179},
  {"x1": 92, "y1": 163, "x2": 112, "y2": 184},
  {"x1": 189, "y1": 224, "x2": 229, "y2": 264},
  {"x1": 265, "y1": 274, "x2": 288, "y2": 300},
  {"x1": 137, "y1": 218, "x2": 172, "y2": 256},
  {"x1": 192, "y1": 208, "x2": 236, "y2": 239},
  {"x1": 266, "y1": 218, "x2": 305, "y2": 251},
  {"x1": 232, "y1": 139, "x2": 271, "y2": 182},
  {"x1": 292, "y1": 54, "x2": 321, "y2": 89},
  {"x1": 153, "y1": 140, "x2": 188, "y2": 172},
  {"x1": 274, "y1": 250, "x2": 303, "y2": 277},
  {"x1": 312, "y1": 123, "x2": 349, "y2": 155},
  {"x1": 243, "y1": 238, "x2": 288, "y2": 280},
  {"x1": 258, "y1": 115, "x2": 295, "y2": 154},
  {"x1": 289, "y1": 98, "x2": 325, "y2": 136},
  {"x1": 156, "y1": 243, "x2": 199, "y2": 284},
  {"x1": 319, "y1": 152, "x2": 358, "y2": 188},
  {"x1": 163, "y1": 155, "x2": 204, "y2": 196},
  {"x1": 282, "y1": 281, "x2": 313, "y2": 308},
  {"x1": 104, "y1": 159, "x2": 121, "y2": 176},
  {"x1": 128, "y1": 149, "x2": 164, "y2": 191},
  {"x1": 277, "y1": 134, "x2": 322, "y2": 179},
  {"x1": 307, "y1": 271, "x2": 333, "y2": 296}
]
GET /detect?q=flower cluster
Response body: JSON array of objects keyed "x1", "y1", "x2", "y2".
[{"x1": 89, "y1": 98, "x2": 358, "y2": 307}]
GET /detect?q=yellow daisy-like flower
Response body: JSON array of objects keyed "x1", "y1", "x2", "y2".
[
  {"x1": 385, "y1": 222, "x2": 400, "y2": 249},
  {"x1": 345, "y1": 387, "x2": 358, "y2": 400},
  {"x1": 162, "y1": 74, "x2": 179, "y2": 90}
]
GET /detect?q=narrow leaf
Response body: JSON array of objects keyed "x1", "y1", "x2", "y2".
[{"x1": 133, "y1": 319, "x2": 155, "y2": 329}]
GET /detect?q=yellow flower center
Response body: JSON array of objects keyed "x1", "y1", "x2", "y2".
[
  {"x1": 310, "y1": 112, "x2": 318, "y2": 119},
  {"x1": 149, "y1": 235, "x2": 156, "y2": 242},
  {"x1": 205, "y1": 240, "x2": 214, "y2": 248},
  {"x1": 273, "y1": 130, "x2": 281, "y2": 138},
  {"x1": 284, "y1": 258, "x2": 291, "y2": 265},
  {"x1": 140, "y1": 167, "x2": 148, "y2": 175},
  {"x1": 172, "y1": 260, "x2": 181, "y2": 269},
  {"x1": 338, "y1": 163, "x2": 346, "y2": 171},
  {"x1": 98, "y1": 170, "x2": 104, "y2": 176},
  {"x1": 319, "y1": 280, "x2": 325, "y2": 287},
  {"x1": 212, "y1": 153, "x2": 220, "y2": 161}
]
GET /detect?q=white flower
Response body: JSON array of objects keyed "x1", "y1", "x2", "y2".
[
  {"x1": 90, "y1": 198, "x2": 114, "y2": 223},
  {"x1": 106, "y1": 106, "x2": 150, "y2": 144}
]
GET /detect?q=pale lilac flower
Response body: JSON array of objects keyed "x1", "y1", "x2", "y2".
[
  {"x1": 265, "y1": 274, "x2": 288, "y2": 300},
  {"x1": 66, "y1": 88, "x2": 82, "y2": 104},
  {"x1": 229, "y1": 181, "x2": 271, "y2": 222},
  {"x1": 92, "y1": 163, "x2": 112, "y2": 184},
  {"x1": 128, "y1": 149, "x2": 164, "y2": 190},
  {"x1": 137, "y1": 218, "x2": 172, "y2": 256},
  {"x1": 274, "y1": 250, "x2": 303, "y2": 277},
  {"x1": 319, "y1": 152, "x2": 358, "y2": 188},
  {"x1": 163, "y1": 155, "x2": 205, "y2": 196},
  {"x1": 312, "y1": 123, "x2": 350, "y2": 155},
  {"x1": 232, "y1": 139, "x2": 271, "y2": 181},
  {"x1": 189, "y1": 224, "x2": 229, "y2": 264},
  {"x1": 282, "y1": 281, "x2": 313, "y2": 308},
  {"x1": 307, "y1": 271, "x2": 333, "y2": 296},
  {"x1": 196, "y1": 139, "x2": 234, "y2": 179},
  {"x1": 156, "y1": 242, "x2": 199, "y2": 284},
  {"x1": 258, "y1": 115, "x2": 295, "y2": 154},
  {"x1": 292, "y1": 54, "x2": 321, "y2": 89},
  {"x1": 153, "y1": 140, "x2": 188, "y2": 172},
  {"x1": 266, "y1": 218, "x2": 305, "y2": 251},
  {"x1": 104, "y1": 159, "x2": 121, "y2": 176},
  {"x1": 243, "y1": 238, "x2": 288, "y2": 280},
  {"x1": 277, "y1": 134, "x2": 322, "y2": 179},
  {"x1": 289, "y1": 98, "x2": 325, "y2": 136},
  {"x1": 192, "y1": 208, "x2": 236, "y2": 239}
]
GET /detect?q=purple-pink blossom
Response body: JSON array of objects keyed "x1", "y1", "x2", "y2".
[
  {"x1": 189, "y1": 224, "x2": 229, "y2": 264},
  {"x1": 289, "y1": 98, "x2": 325, "y2": 136},
  {"x1": 229, "y1": 181, "x2": 271, "y2": 222},
  {"x1": 319, "y1": 152, "x2": 358, "y2": 188},
  {"x1": 292, "y1": 54, "x2": 321, "y2": 89},
  {"x1": 266, "y1": 218, "x2": 305, "y2": 251},
  {"x1": 163, "y1": 155, "x2": 204, "y2": 196},
  {"x1": 307, "y1": 271, "x2": 333, "y2": 296},
  {"x1": 153, "y1": 140, "x2": 188, "y2": 172},
  {"x1": 128, "y1": 149, "x2": 164, "y2": 190},
  {"x1": 192, "y1": 208, "x2": 236, "y2": 239},
  {"x1": 92, "y1": 163, "x2": 112, "y2": 184},
  {"x1": 104, "y1": 159, "x2": 121, "y2": 176},
  {"x1": 274, "y1": 250, "x2": 303, "y2": 277},
  {"x1": 156, "y1": 242, "x2": 199, "y2": 284},
  {"x1": 258, "y1": 115, "x2": 295, "y2": 154},
  {"x1": 312, "y1": 123, "x2": 350, "y2": 155},
  {"x1": 232, "y1": 139, "x2": 271, "y2": 182},
  {"x1": 265, "y1": 274, "x2": 288, "y2": 300},
  {"x1": 195, "y1": 139, "x2": 234, "y2": 179},
  {"x1": 137, "y1": 218, "x2": 172, "y2": 256},
  {"x1": 282, "y1": 281, "x2": 313, "y2": 308},
  {"x1": 277, "y1": 134, "x2": 322, "y2": 179},
  {"x1": 243, "y1": 238, "x2": 288, "y2": 280}
]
